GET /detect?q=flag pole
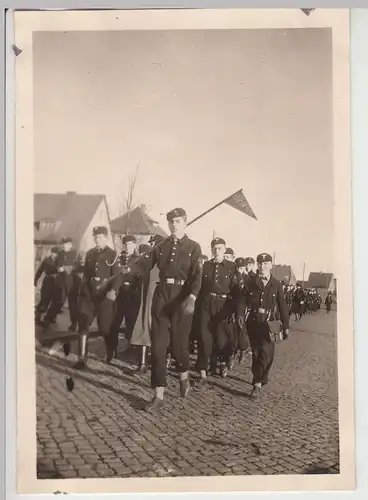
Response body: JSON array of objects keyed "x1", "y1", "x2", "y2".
[
  {"x1": 302, "y1": 262, "x2": 306, "y2": 283},
  {"x1": 186, "y1": 190, "x2": 242, "y2": 227}
]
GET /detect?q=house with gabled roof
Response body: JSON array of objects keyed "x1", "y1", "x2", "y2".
[
  {"x1": 272, "y1": 264, "x2": 297, "y2": 286},
  {"x1": 34, "y1": 191, "x2": 114, "y2": 264},
  {"x1": 307, "y1": 272, "x2": 336, "y2": 295},
  {"x1": 110, "y1": 204, "x2": 168, "y2": 251}
]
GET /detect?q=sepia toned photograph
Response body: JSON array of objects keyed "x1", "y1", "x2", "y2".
[{"x1": 13, "y1": 8, "x2": 353, "y2": 495}]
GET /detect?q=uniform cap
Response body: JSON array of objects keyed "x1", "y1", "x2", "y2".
[
  {"x1": 149, "y1": 234, "x2": 164, "y2": 244},
  {"x1": 61, "y1": 237, "x2": 73, "y2": 244},
  {"x1": 225, "y1": 247, "x2": 234, "y2": 256},
  {"x1": 122, "y1": 235, "x2": 136, "y2": 244},
  {"x1": 256, "y1": 253, "x2": 272, "y2": 263},
  {"x1": 139, "y1": 244, "x2": 151, "y2": 254},
  {"x1": 202, "y1": 254, "x2": 209, "y2": 261},
  {"x1": 166, "y1": 207, "x2": 187, "y2": 221},
  {"x1": 235, "y1": 257, "x2": 246, "y2": 267},
  {"x1": 245, "y1": 257, "x2": 255, "y2": 265},
  {"x1": 92, "y1": 226, "x2": 108, "y2": 236},
  {"x1": 51, "y1": 246, "x2": 59, "y2": 253},
  {"x1": 211, "y1": 237, "x2": 226, "y2": 248}
]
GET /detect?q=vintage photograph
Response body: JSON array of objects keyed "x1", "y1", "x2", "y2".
[{"x1": 13, "y1": 8, "x2": 353, "y2": 495}]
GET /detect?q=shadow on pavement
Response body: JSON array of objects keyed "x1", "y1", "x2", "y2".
[
  {"x1": 36, "y1": 352, "x2": 150, "y2": 410},
  {"x1": 37, "y1": 460, "x2": 64, "y2": 480},
  {"x1": 303, "y1": 464, "x2": 339, "y2": 474}
]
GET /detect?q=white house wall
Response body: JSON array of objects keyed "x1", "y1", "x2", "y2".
[{"x1": 79, "y1": 200, "x2": 114, "y2": 258}]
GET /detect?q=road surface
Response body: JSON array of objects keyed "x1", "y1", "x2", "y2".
[{"x1": 36, "y1": 309, "x2": 339, "y2": 478}]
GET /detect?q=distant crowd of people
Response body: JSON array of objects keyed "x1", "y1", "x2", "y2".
[{"x1": 34, "y1": 208, "x2": 333, "y2": 410}]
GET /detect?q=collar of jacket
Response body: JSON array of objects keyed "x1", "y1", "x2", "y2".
[
  {"x1": 169, "y1": 234, "x2": 188, "y2": 245},
  {"x1": 211, "y1": 258, "x2": 226, "y2": 266}
]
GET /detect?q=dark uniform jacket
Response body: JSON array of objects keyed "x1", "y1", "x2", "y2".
[
  {"x1": 200, "y1": 259, "x2": 240, "y2": 297},
  {"x1": 34, "y1": 256, "x2": 58, "y2": 286},
  {"x1": 55, "y1": 249, "x2": 78, "y2": 271},
  {"x1": 82, "y1": 246, "x2": 121, "y2": 294},
  {"x1": 117, "y1": 251, "x2": 141, "y2": 292},
  {"x1": 126, "y1": 235, "x2": 202, "y2": 298},
  {"x1": 244, "y1": 273, "x2": 290, "y2": 330},
  {"x1": 293, "y1": 288, "x2": 306, "y2": 305},
  {"x1": 200, "y1": 258, "x2": 244, "y2": 318}
]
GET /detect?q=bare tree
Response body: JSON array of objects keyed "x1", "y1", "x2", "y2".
[{"x1": 117, "y1": 165, "x2": 141, "y2": 235}]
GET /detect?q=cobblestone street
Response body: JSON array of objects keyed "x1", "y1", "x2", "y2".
[{"x1": 36, "y1": 309, "x2": 339, "y2": 479}]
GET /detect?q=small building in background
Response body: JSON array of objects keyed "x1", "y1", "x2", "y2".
[
  {"x1": 272, "y1": 264, "x2": 297, "y2": 286},
  {"x1": 306, "y1": 272, "x2": 336, "y2": 300},
  {"x1": 111, "y1": 204, "x2": 168, "y2": 252},
  {"x1": 34, "y1": 191, "x2": 114, "y2": 266}
]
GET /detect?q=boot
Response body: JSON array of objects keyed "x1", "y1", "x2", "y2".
[{"x1": 73, "y1": 334, "x2": 88, "y2": 370}]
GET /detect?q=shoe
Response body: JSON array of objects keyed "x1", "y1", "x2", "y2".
[
  {"x1": 137, "y1": 364, "x2": 148, "y2": 375},
  {"x1": 195, "y1": 377, "x2": 208, "y2": 389},
  {"x1": 180, "y1": 377, "x2": 190, "y2": 398},
  {"x1": 73, "y1": 359, "x2": 87, "y2": 370},
  {"x1": 166, "y1": 353, "x2": 172, "y2": 370},
  {"x1": 220, "y1": 363, "x2": 228, "y2": 378},
  {"x1": 250, "y1": 385, "x2": 261, "y2": 400},
  {"x1": 208, "y1": 366, "x2": 217, "y2": 377},
  {"x1": 145, "y1": 397, "x2": 164, "y2": 412},
  {"x1": 106, "y1": 346, "x2": 117, "y2": 364}
]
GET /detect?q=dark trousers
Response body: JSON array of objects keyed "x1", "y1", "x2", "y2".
[
  {"x1": 45, "y1": 272, "x2": 80, "y2": 324},
  {"x1": 247, "y1": 318, "x2": 275, "y2": 386},
  {"x1": 36, "y1": 276, "x2": 55, "y2": 314},
  {"x1": 196, "y1": 295, "x2": 232, "y2": 372},
  {"x1": 150, "y1": 283, "x2": 193, "y2": 388},
  {"x1": 237, "y1": 324, "x2": 250, "y2": 351},
  {"x1": 78, "y1": 284, "x2": 115, "y2": 336},
  {"x1": 189, "y1": 305, "x2": 201, "y2": 344},
  {"x1": 109, "y1": 288, "x2": 141, "y2": 349}
]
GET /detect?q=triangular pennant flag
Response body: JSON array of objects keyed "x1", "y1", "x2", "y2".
[{"x1": 224, "y1": 189, "x2": 257, "y2": 220}]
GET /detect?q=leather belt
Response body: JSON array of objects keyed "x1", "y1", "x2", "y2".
[
  {"x1": 92, "y1": 277, "x2": 107, "y2": 283},
  {"x1": 162, "y1": 278, "x2": 185, "y2": 286},
  {"x1": 209, "y1": 292, "x2": 228, "y2": 299}
]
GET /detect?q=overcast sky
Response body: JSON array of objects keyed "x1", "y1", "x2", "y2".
[{"x1": 33, "y1": 28, "x2": 333, "y2": 280}]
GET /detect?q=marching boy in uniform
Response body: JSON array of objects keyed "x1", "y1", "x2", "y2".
[
  {"x1": 107, "y1": 235, "x2": 141, "y2": 362},
  {"x1": 195, "y1": 237, "x2": 242, "y2": 384},
  {"x1": 119, "y1": 208, "x2": 202, "y2": 411},
  {"x1": 73, "y1": 226, "x2": 121, "y2": 370},
  {"x1": 243, "y1": 253, "x2": 290, "y2": 399}
]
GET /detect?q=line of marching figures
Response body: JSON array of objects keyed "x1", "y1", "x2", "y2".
[{"x1": 35, "y1": 216, "x2": 334, "y2": 410}]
